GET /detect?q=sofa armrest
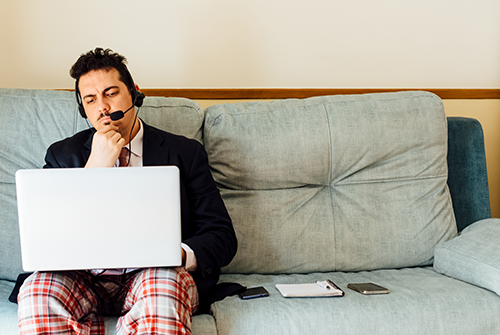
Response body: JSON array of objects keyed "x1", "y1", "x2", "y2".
[
  {"x1": 434, "y1": 218, "x2": 500, "y2": 295},
  {"x1": 446, "y1": 117, "x2": 490, "y2": 232}
]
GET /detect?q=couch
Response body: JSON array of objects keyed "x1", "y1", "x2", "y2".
[{"x1": 1, "y1": 87, "x2": 499, "y2": 334}]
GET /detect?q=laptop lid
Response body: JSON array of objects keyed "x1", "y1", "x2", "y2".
[{"x1": 15, "y1": 166, "x2": 182, "y2": 272}]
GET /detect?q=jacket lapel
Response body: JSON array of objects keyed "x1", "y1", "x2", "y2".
[
  {"x1": 142, "y1": 122, "x2": 170, "y2": 166},
  {"x1": 81, "y1": 131, "x2": 93, "y2": 165}
]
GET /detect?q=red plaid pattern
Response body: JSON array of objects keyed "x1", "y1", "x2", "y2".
[
  {"x1": 18, "y1": 271, "x2": 103, "y2": 334},
  {"x1": 18, "y1": 268, "x2": 199, "y2": 335}
]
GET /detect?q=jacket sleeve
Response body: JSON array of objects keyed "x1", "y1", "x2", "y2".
[
  {"x1": 43, "y1": 144, "x2": 60, "y2": 168},
  {"x1": 42, "y1": 130, "x2": 92, "y2": 169},
  {"x1": 180, "y1": 141, "x2": 238, "y2": 279}
]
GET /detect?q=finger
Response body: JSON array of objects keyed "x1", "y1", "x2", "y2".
[
  {"x1": 117, "y1": 137, "x2": 127, "y2": 147},
  {"x1": 111, "y1": 132, "x2": 125, "y2": 145}
]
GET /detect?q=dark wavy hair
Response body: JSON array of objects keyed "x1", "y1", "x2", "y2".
[{"x1": 70, "y1": 47, "x2": 133, "y2": 91}]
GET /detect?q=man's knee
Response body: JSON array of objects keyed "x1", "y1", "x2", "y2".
[
  {"x1": 133, "y1": 267, "x2": 193, "y2": 289},
  {"x1": 18, "y1": 272, "x2": 63, "y2": 304},
  {"x1": 126, "y1": 267, "x2": 199, "y2": 311},
  {"x1": 18, "y1": 271, "x2": 98, "y2": 312}
]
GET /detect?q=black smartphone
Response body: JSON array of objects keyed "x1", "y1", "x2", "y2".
[
  {"x1": 347, "y1": 283, "x2": 390, "y2": 295},
  {"x1": 238, "y1": 286, "x2": 270, "y2": 300}
]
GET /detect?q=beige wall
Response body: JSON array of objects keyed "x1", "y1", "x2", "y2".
[
  {"x1": 196, "y1": 99, "x2": 500, "y2": 218},
  {"x1": 1, "y1": 1, "x2": 499, "y2": 89}
]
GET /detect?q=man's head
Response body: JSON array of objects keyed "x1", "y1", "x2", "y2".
[
  {"x1": 70, "y1": 48, "x2": 144, "y2": 119},
  {"x1": 70, "y1": 48, "x2": 144, "y2": 142}
]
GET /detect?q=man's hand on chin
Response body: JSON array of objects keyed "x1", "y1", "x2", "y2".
[{"x1": 85, "y1": 124, "x2": 126, "y2": 168}]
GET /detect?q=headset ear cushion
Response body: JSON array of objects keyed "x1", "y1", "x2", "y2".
[
  {"x1": 75, "y1": 80, "x2": 87, "y2": 119},
  {"x1": 78, "y1": 105, "x2": 86, "y2": 118},
  {"x1": 134, "y1": 91, "x2": 145, "y2": 108}
]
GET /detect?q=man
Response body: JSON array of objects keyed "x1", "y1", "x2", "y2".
[{"x1": 16, "y1": 48, "x2": 242, "y2": 335}]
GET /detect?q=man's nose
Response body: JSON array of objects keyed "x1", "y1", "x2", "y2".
[{"x1": 97, "y1": 97, "x2": 110, "y2": 113}]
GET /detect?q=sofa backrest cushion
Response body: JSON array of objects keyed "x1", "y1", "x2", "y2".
[
  {"x1": 204, "y1": 91, "x2": 457, "y2": 274},
  {"x1": 0, "y1": 88, "x2": 203, "y2": 281}
]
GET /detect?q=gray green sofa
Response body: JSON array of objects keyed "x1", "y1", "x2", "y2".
[{"x1": 1, "y1": 88, "x2": 499, "y2": 334}]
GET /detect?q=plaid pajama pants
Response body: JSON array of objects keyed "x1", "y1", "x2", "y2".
[{"x1": 18, "y1": 267, "x2": 199, "y2": 335}]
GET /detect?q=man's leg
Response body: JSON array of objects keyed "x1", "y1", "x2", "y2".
[
  {"x1": 18, "y1": 271, "x2": 104, "y2": 335},
  {"x1": 117, "y1": 267, "x2": 199, "y2": 335}
]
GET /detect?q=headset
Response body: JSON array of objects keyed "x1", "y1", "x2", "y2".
[{"x1": 74, "y1": 65, "x2": 145, "y2": 120}]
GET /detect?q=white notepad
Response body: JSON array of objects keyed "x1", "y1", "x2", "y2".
[{"x1": 276, "y1": 280, "x2": 344, "y2": 298}]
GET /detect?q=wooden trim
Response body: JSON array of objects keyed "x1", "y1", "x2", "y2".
[{"x1": 140, "y1": 88, "x2": 500, "y2": 100}]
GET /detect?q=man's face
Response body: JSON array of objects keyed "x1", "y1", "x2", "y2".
[{"x1": 78, "y1": 68, "x2": 135, "y2": 135}]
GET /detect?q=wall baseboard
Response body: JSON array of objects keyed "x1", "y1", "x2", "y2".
[{"x1": 140, "y1": 88, "x2": 500, "y2": 100}]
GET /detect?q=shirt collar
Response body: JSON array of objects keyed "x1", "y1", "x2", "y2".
[{"x1": 127, "y1": 118, "x2": 143, "y2": 159}]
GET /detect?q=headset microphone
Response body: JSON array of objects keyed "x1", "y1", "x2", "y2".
[{"x1": 109, "y1": 104, "x2": 134, "y2": 121}]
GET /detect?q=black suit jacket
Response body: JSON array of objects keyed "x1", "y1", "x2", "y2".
[{"x1": 12, "y1": 121, "x2": 243, "y2": 310}]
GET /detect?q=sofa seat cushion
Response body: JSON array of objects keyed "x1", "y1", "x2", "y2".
[
  {"x1": 204, "y1": 91, "x2": 457, "y2": 274},
  {"x1": 434, "y1": 218, "x2": 500, "y2": 295},
  {"x1": 0, "y1": 281, "x2": 19, "y2": 335},
  {"x1": 214, "y1": 268, "x2": 500, "y2": 335}
]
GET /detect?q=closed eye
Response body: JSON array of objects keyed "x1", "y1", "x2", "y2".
[{"x1": 104, "y1": 87, "x2": 120, "y2": 98}]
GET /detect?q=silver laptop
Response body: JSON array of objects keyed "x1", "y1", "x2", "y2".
[{"x1": 15, "y1": 166, "x2": 182, "y2": 272}]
